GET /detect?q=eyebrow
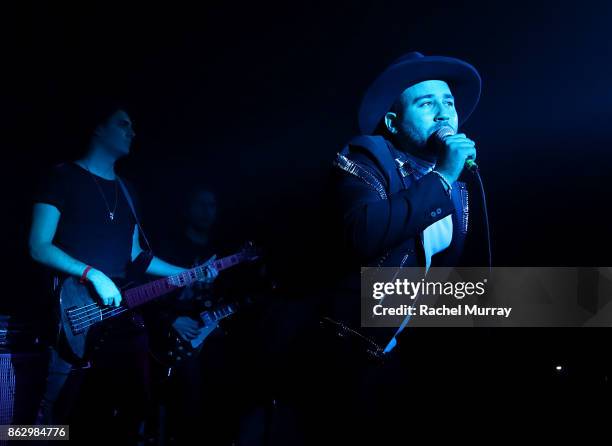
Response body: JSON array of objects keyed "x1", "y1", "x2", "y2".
[{"x1": 412, "y1": 93, "x2": 455, "y2": 104}]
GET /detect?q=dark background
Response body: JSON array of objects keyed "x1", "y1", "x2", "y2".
[{"x1": 3, "y1": 1, "x2": 612, "y2": 384}]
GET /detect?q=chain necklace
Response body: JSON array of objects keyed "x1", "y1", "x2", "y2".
[{"x1": 83, "y1": 163, "x2": 119, "y2": 221}]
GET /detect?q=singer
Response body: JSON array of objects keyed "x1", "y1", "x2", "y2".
[
  {"x1": 332, "y1": 51, "x2": 481, "y2": 272},
  {"x1": 316, "y1": 50, "x2": 484, "y2": 445},
  {"x1": 327, "y1": 51, "x2": 483, "y2": 350}
]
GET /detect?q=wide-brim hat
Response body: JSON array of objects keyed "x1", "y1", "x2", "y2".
[{"x1": 358, "y1": 51, "x2": 481, "y2": 135}]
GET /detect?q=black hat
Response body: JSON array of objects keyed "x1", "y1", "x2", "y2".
[{"x1": 358, "y1": 51, "x2": 481, "y2": 135}]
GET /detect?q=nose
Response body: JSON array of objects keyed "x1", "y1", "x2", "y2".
[{"x1": 434, "y1": 102, "x2": 450, "y2": 123}]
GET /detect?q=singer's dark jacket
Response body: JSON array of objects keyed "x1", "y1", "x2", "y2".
[
  {"x1": 325, "y1": 135, "x2": 471, "y2": 337},
  {"x1": 332, "y1": 135, "x2": 469, "y2": 269}
]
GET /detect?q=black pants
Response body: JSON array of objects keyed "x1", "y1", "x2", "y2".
[{"x1": 36, "y1": 318, "x2": 150, "y2": 445}]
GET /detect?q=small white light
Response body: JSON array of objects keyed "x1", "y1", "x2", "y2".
[{"x1": 556, "y1": 365, "x2": 563, "y2": 371}]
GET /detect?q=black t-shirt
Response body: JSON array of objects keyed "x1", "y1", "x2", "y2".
[{"x1": 34, "y1": 162, "x2": 139, "y2": 278}]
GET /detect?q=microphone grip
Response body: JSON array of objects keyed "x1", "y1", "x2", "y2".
[
  {"x1": 433, "y1": 126, "x2": 480, "y2": 173},
  {"x1": 465, "y1": 158, "x2": 479, "y2": 173}
]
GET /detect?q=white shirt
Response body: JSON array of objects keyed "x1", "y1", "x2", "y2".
[
  {"x1": 395, "y1": 151, "x2": 453, "y2": 270},
  {"x1": 383, "y1": 152, "x2": 454, "y2": 352}
]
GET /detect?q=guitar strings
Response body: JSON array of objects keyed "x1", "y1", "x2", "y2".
[
  {"x1": 67, "y1": 300, "x2": 130, "y2": 317},
  {"x1": 67, "y1": 288, "x2": 143, "y2": 316},
  {"x1": 70, "y1": 307, "x2": 124, "y2": 329},
  {"x1": 67, "y1": 302, "x2": 101, "y2": 315},
  {"x1": 76, "y1": 307, "x2": 129, "y2": 331},
  {"x1": 72, "y1": 305, "x2": 127, "y2": 325},
  {"x1": 66, "y1": 290, "x2": 142, "y2": 319},
  {"x1": 67, "y1": 303, "x2": 123, "y2": 322},
  {"x1": 71, "y1": 306, "x2": 129, "y2": 331},
  {"x1": 66, "y1": 288, "x2": 166, "y2": 331},
  {"x1": 69, "y1": 305, "x2": 128, "y2": 328}
]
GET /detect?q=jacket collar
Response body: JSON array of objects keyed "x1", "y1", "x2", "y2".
[{"x1": 392, "y1": 147, "x2": 436, "y2": 179}]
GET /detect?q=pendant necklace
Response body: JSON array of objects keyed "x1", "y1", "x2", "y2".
[{"x1": 83, "y1": 163, "x2": 119, "y2": 221}]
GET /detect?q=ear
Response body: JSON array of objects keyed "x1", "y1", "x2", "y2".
[{"x1": 384, "y1": 112, "x2": 399, "y2": 134}]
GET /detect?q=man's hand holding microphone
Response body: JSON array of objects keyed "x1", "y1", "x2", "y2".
[{"x1": 431, "y1": 126, "x2": 478, "y2": 186}]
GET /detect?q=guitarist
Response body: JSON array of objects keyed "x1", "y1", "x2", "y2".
[
  {"x1": 156, "y1": 186, "x2": 221, "y2": 342},
  {"x1": 28, "y1": 99, "x2": 218, "y2": 441},
  {"x1": 151, "y1": 186, "x2": 237, "y2": 445}
]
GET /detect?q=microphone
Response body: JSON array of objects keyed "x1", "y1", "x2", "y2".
[{"x1": 433, "y1": 126, "x2": 479, "y2": 173}]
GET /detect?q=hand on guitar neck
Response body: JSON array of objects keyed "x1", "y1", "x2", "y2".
[
  {"x1": 171, "y1": 256, "x2": 219, "y2": 341},
  {"x1": 195, "y1": 254, "x2": 219, "y2": 285}
]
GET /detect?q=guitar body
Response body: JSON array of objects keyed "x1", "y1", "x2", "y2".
[
  {"x1": 58, "y1": 277, "x2": 90, "y2": 360},
  {"x1": 162, "y1": 319, "x2": 218, "y2": 365},
  {"x1": 57, "y1": 277, "x2": 121, "y2": 363},
  {"x1": 58, "y1": 276, "x2": 139, "y2": 364},
  {"x1": 151, "y1": 304, "x2": 237, "y2": 373}
]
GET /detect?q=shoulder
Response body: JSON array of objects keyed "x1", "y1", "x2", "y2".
[
  {"x1": 334, "y1": 135, "x2": 395, "y2": 186},
  {"x1": 336, "y1": 135, "x2": 389, "y2": 169},
  {"x1": 38, "y1": 162, "x2": 83, "y2": 188},
  {"x1": 33, "y1": 163, "x2": 81, "y2": 208},
  {"x1": 334, "y1": 153, "x2": 388, "y2": 200}
]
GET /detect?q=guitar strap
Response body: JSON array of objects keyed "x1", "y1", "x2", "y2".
[{"x1": 117, "y1": 177, "x2": 153, "y2": 252}]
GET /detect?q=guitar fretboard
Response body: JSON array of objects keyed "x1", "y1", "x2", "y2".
[{"x1": 123, "y1": 253, "x2": 245, "y2": 309}]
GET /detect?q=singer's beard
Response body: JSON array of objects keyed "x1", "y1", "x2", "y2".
[{"x1": 394, "y1": 126, "x2": 439, "y2": 163}]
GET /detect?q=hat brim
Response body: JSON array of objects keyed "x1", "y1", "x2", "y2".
[{"x1": 358, "y1": 56, "x2": 481, "y2": 135}]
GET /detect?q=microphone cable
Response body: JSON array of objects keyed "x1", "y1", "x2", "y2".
[{"x1": 471, "y1": 167, "x2": 492, "y2": 272}]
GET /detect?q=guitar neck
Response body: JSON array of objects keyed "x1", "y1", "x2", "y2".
[{"x1": 123, "y1": 253, "x2": 245, "y2": 309}]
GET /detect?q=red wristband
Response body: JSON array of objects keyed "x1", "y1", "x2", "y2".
[{"x1": 80, "y1": 266, "x2": 93, "y2": 284}]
